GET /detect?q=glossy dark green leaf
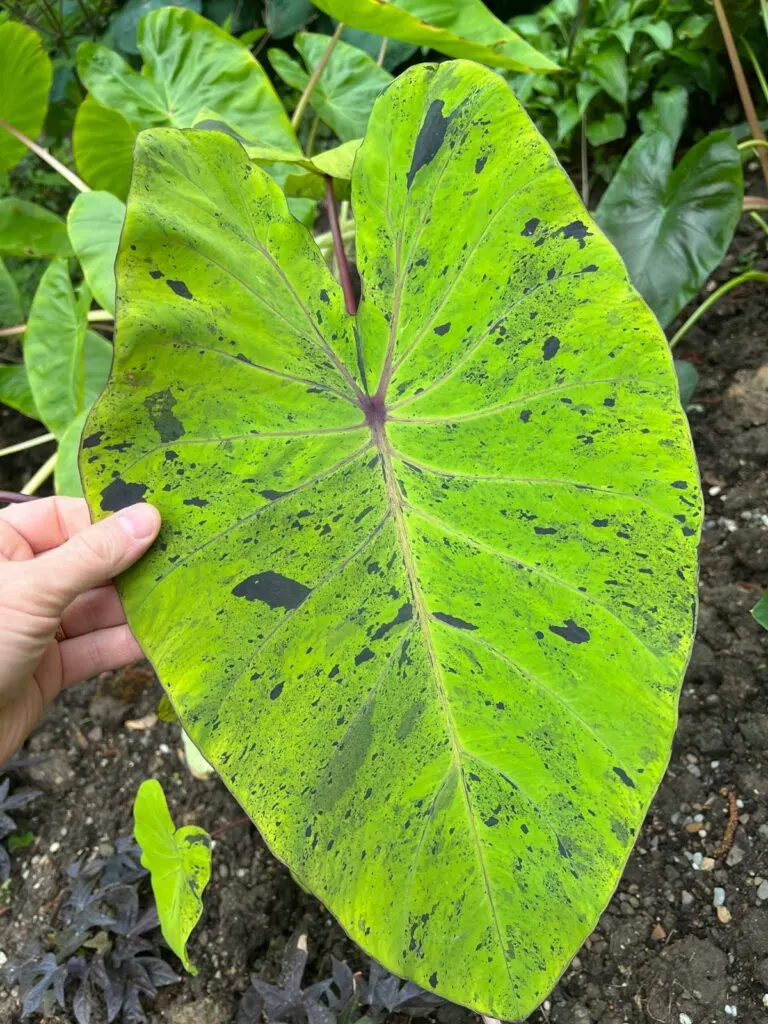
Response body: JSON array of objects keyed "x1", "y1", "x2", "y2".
[
  {"x1": 591, "y1": 41, "x2": 628, "y2": 108},
  {"x1": 586, "y1": 111, "x2": 626, "y2": 147},
  {"x1": 0, "y1": 21, "x2": 52, "y2": 174},
  {"x1": 81, "y1": 61, "x2": 700, "y2": 1019},
  {"x1": 0, "y1": 199, "x2": 72, "y2": 260},
  {"x1": 269, "y1": 33, "x2": 392, "y2": 141},
  {"x1": 596, "y1": 129, "x2": 743, "y2": 327},
  {"x1": 309, "y1": 0, "x2": 559, "y2": 72},
  {"x1": 753, "y1": 593, "x2": 768, "y2": 630},
  {"x1": 338, "y1": 25, "x2": 417, "y2": 70},
  {"x1": 673, "y1": 359, "x2": 698, "y2": 409},
  {"x1": 68, "y1": 191, "x2": 126, "y2": 315},
  {"x1": 24, "y1": 261, "x2": 111, "y2": 438},
  {"x1": 73, "y1": 97, "x2": 137, "y2": 201},
  {"x1": 266, "y1": 0, "x2": 315, "y2": 37}
]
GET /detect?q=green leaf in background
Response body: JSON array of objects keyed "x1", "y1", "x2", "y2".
[
  {"x1": 309, "y1": 0, "x2": 559, "y2": 72},
  {"x1": 637, "y1": 86, "x2": 688, "y2": 142},
  {"x1": 753, "y1": 593, "x2": 768, "y2": 630},
  {"x1": 0, "y1": 365, "x2": 41, "y2": 421},
  {"x1": 81, "y1": 60, "x2": 700, "y2": 1018},
  {"x1": 56, "y1": 408, "x2": 89, "y2": 496},
  {"x1": 269, "y1": 33, "x2": 392, "y2": 141},
  {"x1": 591, "y1": 41, "x2": 628, "y2": 108},
  {"x1": 73, "y1": 97, "x2": 137, "y2": 201},
  {"x1": 0, "y1": 199, "x2": 72, "y2": 259},
  {"x1": 266, "y1": 0, "x2": 315, "y2": 37},
  {"x1": 338, "y1": 25, "x2": 417, "y2": 70},
  {"x1": 108, "y1": 0, "x2": 203, "y2": 55},
  {"x1": 0, "y1": 21, "x2": 53, "y2": 174},
  {"x1": 586, "y1": 111, "x2": 626, "y2": 147},
  {"x1": 68, "y1": 191, "x2": 126, "y2": 316},
  {"x1": 0, "y1": 256, "x2": 22, "y2": 326},
  {"x1": 596, "y1": 128, "x2": 743, "y2": 327},
  {"x1": 673, "y1": 358, "x2": 699, "y2": 409},
  {"x1": 24, "y1": 261, "x2": 111, "y2": 438},
  {"x1": 77, "y1": 8, "x2": 298, "y2": 152},
  {"x1": 133, "y1": 779, "x2": 211, "y2": 974}
]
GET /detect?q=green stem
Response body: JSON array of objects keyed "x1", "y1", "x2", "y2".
[
  {"x1": 291, "y1": 22, "x2": 344, "y2": 132},
  {"x1": 737, "y1": 139, "x2": 768, "y2": 153},
  {"x1": 22, "y1": 451, "x2": 57, "y2": 496},
  {"x1": 305, "y1": 114, "x2": 320, "y2": 158},
  {"x1": 742, "y1": 38, "x2": 768, "y2": 106},
  {"x1": 314, "y1": 223, "x2": 355, "y2": 250},
  {"x1": 0, "y1": 117, "x2": 89, "y2": 192},
  {"x1": 376, "y1": 36, "x2": 388, "y2": 67},
  {"x1": 0, "y1": 433, "x2": 55, "y2": 459},
  {"x1": 669, "y1": 271, "x2": 768, "y2": 348},
  {"x1": 750, "y1": 211, "x2": 768, "y2": 234}
]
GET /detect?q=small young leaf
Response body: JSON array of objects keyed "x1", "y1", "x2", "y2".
[
  {"x1": 133, "y1": 779, "x2": 211, "y2": 975},
  {"x1": 68, "y1": 192, "x2": 126, "y2": 316},
  {"x1": 0, "y1": 21, "x2": 53, "y2": 174},
  {"x1": 0, "y1": 199, "x2": 72, "y2": 260},
  {"x1": 596, "y1": 129, "x2": 743, "y2": 326},
  {"x1": 590, "y1": 41, "x2": 628, "y2": 108},
  {"x1": 24, "y1": 262, "x2": 111, "y2": 438},
  {"x1": 269, "y1": 33, "x2": 393, "y2": 141},
  {"x1": 586, "y1": 111, "x2": 626, "y2": 147},
  {"x1": 310, "y1": 0, "x2": 559, "y2": 72},
  {"x1": 753, "y1": 593, "x2": 768, "y2": 630}
]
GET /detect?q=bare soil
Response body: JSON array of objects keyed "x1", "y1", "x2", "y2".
[{"x1": 0, "y1": 217, "x2": 767, "y2": 1024}]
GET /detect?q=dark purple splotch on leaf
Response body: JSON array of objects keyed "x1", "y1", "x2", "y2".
[{"x1": 232, "y1": 571, "x2": 310, "y2": 611}]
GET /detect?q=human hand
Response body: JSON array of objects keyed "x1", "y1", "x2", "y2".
[{"x1": 0, "y1": 497, "x2": 161, "y2": 765}]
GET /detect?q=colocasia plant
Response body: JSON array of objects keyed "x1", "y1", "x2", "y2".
[{"x1": 79, "y1": 60, "x2": 701, "y2": 1018}]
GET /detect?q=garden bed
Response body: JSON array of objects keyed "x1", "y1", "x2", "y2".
[{"x1": 0, "y1": 217, "x2": 767, "y2": 1024}]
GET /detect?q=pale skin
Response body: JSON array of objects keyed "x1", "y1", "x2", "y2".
[{"x1": 0, "y1": 498, "x2": 161, "y2": 765}]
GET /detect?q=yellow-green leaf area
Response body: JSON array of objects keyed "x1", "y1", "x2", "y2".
[
  {"x1": 81, "y1": 61, "x2": 700, "y2": 1020},
  {"x1": 0, "y1": 21, "x2": 52, "y2": 174},
  {"x1": 133, "y1": 779, "x2": 211, "y2": 974}
]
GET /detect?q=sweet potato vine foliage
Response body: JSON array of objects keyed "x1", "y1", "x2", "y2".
[{"x1": 80, "y1": 61, "x2": 701, "y2": 1020}]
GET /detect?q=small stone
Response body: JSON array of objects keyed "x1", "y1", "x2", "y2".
[
  {"x1": 762, "y1": 994, "x2": 768, "y2": 1009},
  {"x1": 49, "y1": 841, "x2": 60, "y2": 854},
  {"x1": 651, "y1": 923, "x2": 667, "y2": 941},
  {"x1": 758, "y1": 880, "x2": 768, "y2": 901},
  {"x1": 97, "y1": 842, "x2": 114, "y2": 859},
  {"x1": 717, "y1": 906, "x2": 732, "y2": 924},
  {"x1": 724, "y1": 1005, "x2": 737, "y2": 1017},
  {"x1": 713, "y1": 887, "x2": 726, "y2": 907},
  {"x1": 679, "y1": 1015, "x2": 692, "y2": 1024},
  {"x1": 726, "y1": 845, "x2": 746, "y2": 866},
  {"x1": 682, "y1": 890, "x2": 695, "y2": 907},
  {"x1": 693, "y1": 852, "x2": 704, "y2": 869},
  {"x1": 701, "y1": 857, "x2": 716, "y2": 871},
  {"x1": 0, "y1": 951, "x2": 6, "y2": 969}
]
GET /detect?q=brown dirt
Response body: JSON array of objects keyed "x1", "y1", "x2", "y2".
[{"x1": 0, "y1": 217, "x2": 766, "y2": 1024}]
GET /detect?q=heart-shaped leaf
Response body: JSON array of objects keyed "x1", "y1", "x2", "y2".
[
  {"x1": 596, "y1": 128, "x2": 743, "y2": 327},
  {"x1": 0, "y1": 199, "x2": 72, "y2": 259},
  {"x1": 0, "y1": 21, "x2": 52, "y2": 174},
  {"x1": 133, "y1": 779, "x2": 211, "y2": 974},
  {"x1": 107, "y1": 0, "x2": 203, "y2": 55},
  {"x1": 68, "y1": 191, "x2": 126, "y2": 315},
  {"x1": 269, "y1": 33, "x2": 393, "y2": 141},
  {"x1": 76, "y1": 6, "x2": 299, "y2": 191},
  {"x1": 309, "y1": 0, "x2": 559, "y2": 72},
  {"x1": 81, "y1": 61, "x2": 700, "y2": 1019},
  {"x1": 25, "y1": 261, "x2": 111, "y2": 439},
  {"x1": 73, "y1": 97, "x2": 137, "y2": 200}
]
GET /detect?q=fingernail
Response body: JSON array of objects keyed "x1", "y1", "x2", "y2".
[{"x1": 116, "y1": 503, "x2": 158, "y2": 540}]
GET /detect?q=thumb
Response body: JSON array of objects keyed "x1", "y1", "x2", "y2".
[{"x1": 25, "y1": 503, "x2": 161, "y2": 615}]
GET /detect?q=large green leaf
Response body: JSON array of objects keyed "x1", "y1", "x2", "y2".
[
  {"x1": 80, "y1": 61, "x2": 700, "y2": 1019},
  {"x1": 0, "y1": 21, "x2": 53, "y2": 174},
  {"x1": 73, "y1": 97, "x2": 137, "y2": 201},
  {"x1": 269, "y1": 33, "x2": 392, "y2": 141},
  {"x1": 266, "y1": 0, "x2": 315, "y2": 38},
  {"x1": 596, "y1": 129, "x2": 743, "y2": 328},
  {"x1": 56, "y1": 408, "x2": 89, "y2": 496},
  {"x1": 25, "y1": 261, "x2": 111, "y2": 438},
  {"x1": 133, "y1": 779, "x2": 211, "y2": 974},
  {"x1": 0, "y1": 199, "x2": 72, "y2": 259},
  {"x1": 68, "y1": 191, "x2": 126, "y2": 315},
  {"x1": 0, "y1": 365, "x2": 41, "y2": 421},
  {"x1": 309, "y1": 0, "x2": 559, "y2": 72},
  {"x1": 77, "y1": 7, "x2": 298, "y2": 151},
  {"x1": 0, "y1": 257, "x2": 23, "y2": 326},
  {"x1": 108, "y1": 0, "x2": 203, "y2": 55}
]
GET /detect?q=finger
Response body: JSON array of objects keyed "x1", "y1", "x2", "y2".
[
  {"x1": 0, "y1": 497, "x2": 91, "y2": 554},
  {"x1": 20, "y1": 504, "x2": 161, "y2": 616},
  {"x1": 59, "y1": 584, "x2": 126, "y2": 639},
  {"x1": 58, "y1": 624, "x2": 144, "y2": 688}
]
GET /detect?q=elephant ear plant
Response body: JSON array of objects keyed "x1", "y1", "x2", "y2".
[{"x1": 79, "y1": 61, "x2": 701, "y2": 1019}]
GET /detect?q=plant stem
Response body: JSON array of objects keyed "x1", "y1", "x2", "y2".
[
  {"x1": 669, "y1": 271, "x2": 768, "y2": 348},
  {"x1": 0, "y1": 433, "x2": 55, "y2": 459},
  {"x1": 305, "y1": 114, "x2": 320, "y2": 157},
  {"x1": 0, "y1": 309, "x2": 112, "y2": 339},
  {"x1": 738, "y1": 139, "x2": 768, "y2": 153},
  {"x1": 0, "y1": 491, "x2": 38, "y2": 505},
  {"x1": 713, "y1": 0, "x2": 768, "y2": 188},
  {"x1": 0, "y1": 118, "x2": 89, "y2": 193},
  {"x1": 744, "y1": 195, "x2": 768, "y2": 211},
  {"x1": 325, "y1": 176, "x2": 357, "y2": 315},
  {"x1": 742, "y1": 38, "x2": 768, "y2": 106},
  {"x1": 314, "y1": 223, "x2": 355, "y2": 250},
  {"x1": 291, "y1": 22, "x2": 344, "y2": 131},
  {"x1": 750, "y1": 211, "x2": 768, "y2": 234},
  {"x1": 376, "y1": 36, "x2": 388, "y2": 67},
  {"x1": 21, "y1": 452, "x2": 57, "y2": 496}
]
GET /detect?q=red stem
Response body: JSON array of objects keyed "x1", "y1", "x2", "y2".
[
  {"x1": 211, "y1": 815, "x2": 251, "y2": 838},
  {"x1": 325, "y1": 176, "x2": 357, "y2": 316},
  {"x1": 0, "y1": 491, "x2": 38, "y2": 505}
]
